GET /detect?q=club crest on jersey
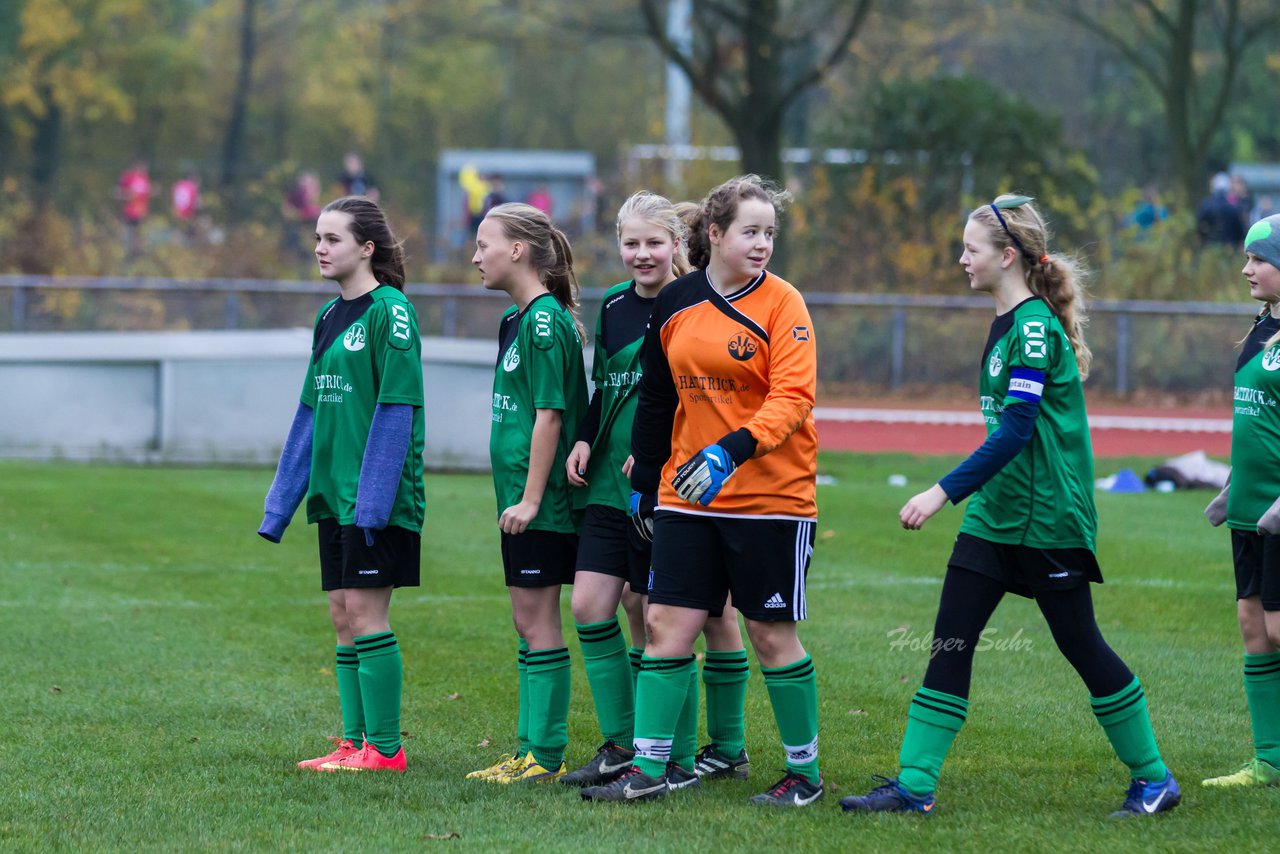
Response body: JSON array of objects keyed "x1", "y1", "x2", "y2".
[
  {"x1": 792, "y1": 325, "x2": 810, "y2": 342},
  {"x1": 1263, "y1": 347, "x2": 1280, "y2": 372},
  {"x1": 728, "y1": 332, "x2": 758, "y2": 362},
  {"x1": 503, "y1": 343, "x2": 520, "y2": 372},
  {"x1": 987, "y1": 345, "x2": 1003, "y2": 377},
  {"x1": 343, "y1": 323, "x2": 367, "y2": 352}
]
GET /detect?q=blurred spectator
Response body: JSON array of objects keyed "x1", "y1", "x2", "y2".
[
  {"x1": 526, "y1": 183, "x2": 553, "y2": 215},
  {"x1": 1129, "y1": 185, "x2": 1168, "y2": 232},
  {"x1": 116, "y1": 158, "x2": 152, "y2": 254},
  {"x1": 1229, "y1": 174, "x2": 1254, "y2": 235},
  {"x1": 338, "y1": 151, "x2": 379, "y2": 201},
  {"x1": 482, "y1": 174, "x2": 508, "y2": 215},
  {"x1": 1196, "y1": 172, "x2": 1246, "y2": 247},
  {"x1": 1252, "y1": 194, "x2": 1280, "y2": 223},
  {"x1": 282, "y1": 170, "x2": 322, "y2": 265},
  {"x1": 171, "y1": 171, "x2": 200, "y2": 240},
  {"x1": 459, "y1": 164, "x2": 490, "y2": 232}
]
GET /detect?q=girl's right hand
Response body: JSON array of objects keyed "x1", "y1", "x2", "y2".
[{"x1": 566, "y1": 440, "x2": 591, "y2": 487}]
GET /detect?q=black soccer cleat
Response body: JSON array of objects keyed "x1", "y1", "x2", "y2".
[
  {"x1": 693, "y1": 744, "x2": 750, "y2": 781},
  {"x1": 559, "y1": 741, "x2": 636, "y2": 787},
  {"x1": 749, "y1": 770, "x2": 824, "y2": 807},
  {"x1": 581, "y1": 766, "x2": 669, "y2": 803},
  {"x1": 664, "y1": 762, "x2": 701, "y2": 791}
]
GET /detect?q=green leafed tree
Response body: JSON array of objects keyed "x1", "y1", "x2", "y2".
[{"x1": 1034, "y1": 0, "x2": 1280, "y2": 205}]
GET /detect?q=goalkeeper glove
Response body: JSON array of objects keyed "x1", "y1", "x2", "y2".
[
  {"x1": 672, "y1": 443, "x2": 736, "y2": 506},
  {"x1": 629, "y1": 490, "x2": 656, "y2": 542}
]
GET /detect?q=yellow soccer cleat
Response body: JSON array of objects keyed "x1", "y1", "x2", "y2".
[
  {"x1": 466, "y1": 752, "x2": 523, "y2": 781},
  {"x1": 1202, "y1": 758, "x2": 1280, "y2": 787},
  {"x1": 496, "y1": 752, "x2": 566, "y2": 784}
]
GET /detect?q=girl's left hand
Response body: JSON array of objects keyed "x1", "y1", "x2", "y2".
[
  {"x1": 900, "y1": 484, "x2": 949, "y2": 531},
  {"x1": 499, "y1": 500, "x2": 540, "y2": 534}
]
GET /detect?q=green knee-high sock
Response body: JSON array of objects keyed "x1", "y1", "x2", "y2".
[
  {"x1": 629, "y1": 646, "x2": 644, "y2": 695},
  {"x1": 335, "y1": 644, "x2": 364, "y2": 744},
  {"x1": 703, "y1": 649, "x2": 749, "y2": 758},
  {"x1": 526, "y1": 647, "x2": 572, "y2": 769},
  {"x1": 761, "y1": 655, "x2": 821, "y2": 785},
  {"x1": 633, "y1": 655, "x2": 697, "y2": 777},
  {"x1": 1244, "y1": 651, "x2": 1280, "y2": 768},
  {"x1": 576, "y1": 619, "x2": 634, "y2": 745},
  {"x1": 671, "y1": 664, "x2": 699, "y2": 771},
  {"x1": 898, "y1": 687, "x2": 968, "y2": 797},
  {"x1": 1091, "y1": 677, "x2": 1167, "y2": 782},
  {"x1": 354, "y1": 632, "x2": 402, "y2": 757},
  {"x1": 517, "y1": 638, "x2": 530, "y2": 756}
]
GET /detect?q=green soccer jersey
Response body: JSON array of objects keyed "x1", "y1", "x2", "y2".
[
  {"x1": 489, "y1": 293, "x2": 588, "y2": 533},
  {"x1": 583, "y1": 281, "x2": 652, "y2": 511},
  {"x1": 300, "y1": 285, "x2": 425, "y2": 532},
  {"x1": 1227, "y1": 315, "x2": 1280, "y2": 530},
  {"x1": 959, "y1": 296, "x2": 1097, "y2": 550}
]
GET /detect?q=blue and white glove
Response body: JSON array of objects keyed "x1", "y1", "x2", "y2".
[
  {"x1": 629, "y1": 490, "x2": 656, "y2": 542},
  {"x1": 672, "y1": 443, "x2": 736, "y2": 506}
]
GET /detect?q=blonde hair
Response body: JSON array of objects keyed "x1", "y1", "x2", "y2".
[
  {"x1": 969, "y1": 195, "x2": 1093, "y2": 379},
  {"x1": 615, "y1": 191, "x2": 692, "y2": 278},
  {"x1": 484, "y1": 202, "x2": 585, "y2": 341},
  {"x1": 685, "y1": 174, "x2": 791, "y2": 270}
]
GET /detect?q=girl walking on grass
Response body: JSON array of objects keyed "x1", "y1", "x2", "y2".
[{"x1": 841, "y1": 194, "x2": 1178, "y2": 818}]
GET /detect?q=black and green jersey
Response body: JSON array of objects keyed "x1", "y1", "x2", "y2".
[
  {"x1": 960, "y1": 296, "x2": 1097, "y2": 550},
  {"x1": 582, "y1": 281, "x2": 654, "y2": 511},
  {"x1": 300, "y1": 285, "x2": 425, "y2": 531},
  {"x1": 489, "y1": 292, "x2": 588, "y2": 533},
  {"x1": 1227, "y1": 313, "x2": 1280, "y2": 530}
]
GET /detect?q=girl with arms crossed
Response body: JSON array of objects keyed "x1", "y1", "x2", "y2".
[
  {"x1": 259, "y1": 196, "x2": 424, "y2": 773},
  {"x1": 1202, "y1": 213, "x2": 1280, "y2": 788},
  {"x1": 841, "y1": 195, "x2": 1178, "y2": 817},
  {"x1": 561, "y1": 192, "x2": 751, "y2": 790},
  {"x1": 468, "y1": 203, "x2": 589, "y2": 784},
  {"x1": 583, "y1": 175, "x2": 822, "y2": 806}
]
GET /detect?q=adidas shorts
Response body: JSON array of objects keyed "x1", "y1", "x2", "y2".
[
  {"x1": 317, "y1": 518, "x2": 420, "y2": 591},
  {"x1": 1231, "y1": 529, "x2": 1280, "y2": 610},
  {"x1": 575, "y1": 504, "x2": 652, "y2": 593},
  {"x1": 947, "y1": 532, "x2": 1101, "y2": 599},
  {"x1": 648, "y1": 510, "x2": 815, "y2": 622},
  {"x1": 501, "y1": 528, "x2": 577, "y2": 589}
]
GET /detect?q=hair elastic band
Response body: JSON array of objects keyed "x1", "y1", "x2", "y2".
[{"x1": 1039, "y1": 255, "x2": 1049, "y2": 264}]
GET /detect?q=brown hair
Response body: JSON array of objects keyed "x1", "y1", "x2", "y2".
[
  {"x1": 485, "y1": 202, "x2": 585, "y2": 340},
  {"x1": 969, "y1": 195, "x2": 1093, "y2": 379},
  {"x1": 615, "y1": 191, "x2": 692, "y2": 278},
  {"x1": 320, "y1": 196, "x2": 406, "y2": 289},
  {"x1": 685, "y1": 174, "x2": 791, "y2": 270}
]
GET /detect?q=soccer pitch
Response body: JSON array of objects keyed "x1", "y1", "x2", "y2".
[{"x1": 2, "y1": 454, "x2": 1264, "y2": 851}]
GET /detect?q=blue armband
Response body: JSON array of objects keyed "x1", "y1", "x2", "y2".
[
  {"x1": 354, "y1": 403, "x2": 414, "y2": 545},
  {"x1": 258, "y1": 402, "x2": 313, "y2": 542}
]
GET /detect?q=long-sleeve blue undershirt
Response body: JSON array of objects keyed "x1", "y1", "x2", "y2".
[
  {"x1": 354, "y1": 403, "x2": 413, "y2": 544},
  {"x1": 938, "y1": 398, "x2": 1041, "y2": 504},
  {"x1": 258, "y1": 402, "x2": 313, "y2": 542}
]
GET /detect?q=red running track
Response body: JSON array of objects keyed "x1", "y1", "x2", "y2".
[{"x1": 815, "y1": 406, "x2": 1232, "y2": 458}]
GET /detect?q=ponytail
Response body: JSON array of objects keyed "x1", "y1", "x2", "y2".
[
  {"x1": 321, "y1": 196, "x2": 406, "y2": 289},
  {"x1": 486, "y1": 202, "x2": 585, "y2": 342}
]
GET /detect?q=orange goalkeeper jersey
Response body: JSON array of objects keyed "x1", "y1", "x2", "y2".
[{"x1": 630, "y1": 269, "x2": 817, "y2": 519}]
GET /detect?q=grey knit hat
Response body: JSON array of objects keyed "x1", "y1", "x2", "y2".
[{"x1": 1245, "y1": 214, "x2": 1280, "y2": 269}]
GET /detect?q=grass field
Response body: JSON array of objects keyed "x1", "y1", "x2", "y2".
[{"x1": 1, "y1": 454, "x2": 1266, "y2": 852}]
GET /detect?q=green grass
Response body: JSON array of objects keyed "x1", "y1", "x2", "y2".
[{"x1": 0, "y1": 455, "x2": 1264, "y2": 852}]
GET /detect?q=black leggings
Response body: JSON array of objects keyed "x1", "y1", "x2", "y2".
[{"x1": 921, "y1": 565, "x2": 1133, "y2": 699}]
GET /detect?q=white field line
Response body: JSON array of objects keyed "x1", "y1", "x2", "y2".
[{"x1": 814, "y1": 407, "x2": 1231, "y2": 433}]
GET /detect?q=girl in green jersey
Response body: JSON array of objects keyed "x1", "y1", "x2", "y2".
[
  {"x1": 469, "y1": 203, "x2": 589, "y2": 783},
  {"x1": 1202, "y1": 213, "x2": 1280, "y2": 788},
  {"x1": 842, "y1": 195, "x2": 1178, "y2": 818},
  {"x1": 559, "y1": 192, "x2": 751, "y2": 790},
  {"x1": 259, "y1": 196, "x2": 425, "y2": 773}
]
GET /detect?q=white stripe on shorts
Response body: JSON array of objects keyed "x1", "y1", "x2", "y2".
[{"x1": 793, "y1": 520, "x2": 813, "y2": 621}]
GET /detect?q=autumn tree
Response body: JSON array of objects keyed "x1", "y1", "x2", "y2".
[
  {"x1": 1036, "y1": 0, "x2": 1280, "y2": 205},
  {"x1": 637, "y1": 0, "x2": 873, "y2": 184}
]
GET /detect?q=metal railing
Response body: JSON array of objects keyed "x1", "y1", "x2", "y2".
[{"x1": 0, "y1": 275, "x2": 1253, "y2": 396}]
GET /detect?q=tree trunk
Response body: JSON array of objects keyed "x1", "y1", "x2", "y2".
[{"x1": 220, "y1": 0, "x2": 258, "y2": 203}]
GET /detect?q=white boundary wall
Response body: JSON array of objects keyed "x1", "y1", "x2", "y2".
[{"x1": 0, "y1": 331, "x2": 518, "y2": 470}]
